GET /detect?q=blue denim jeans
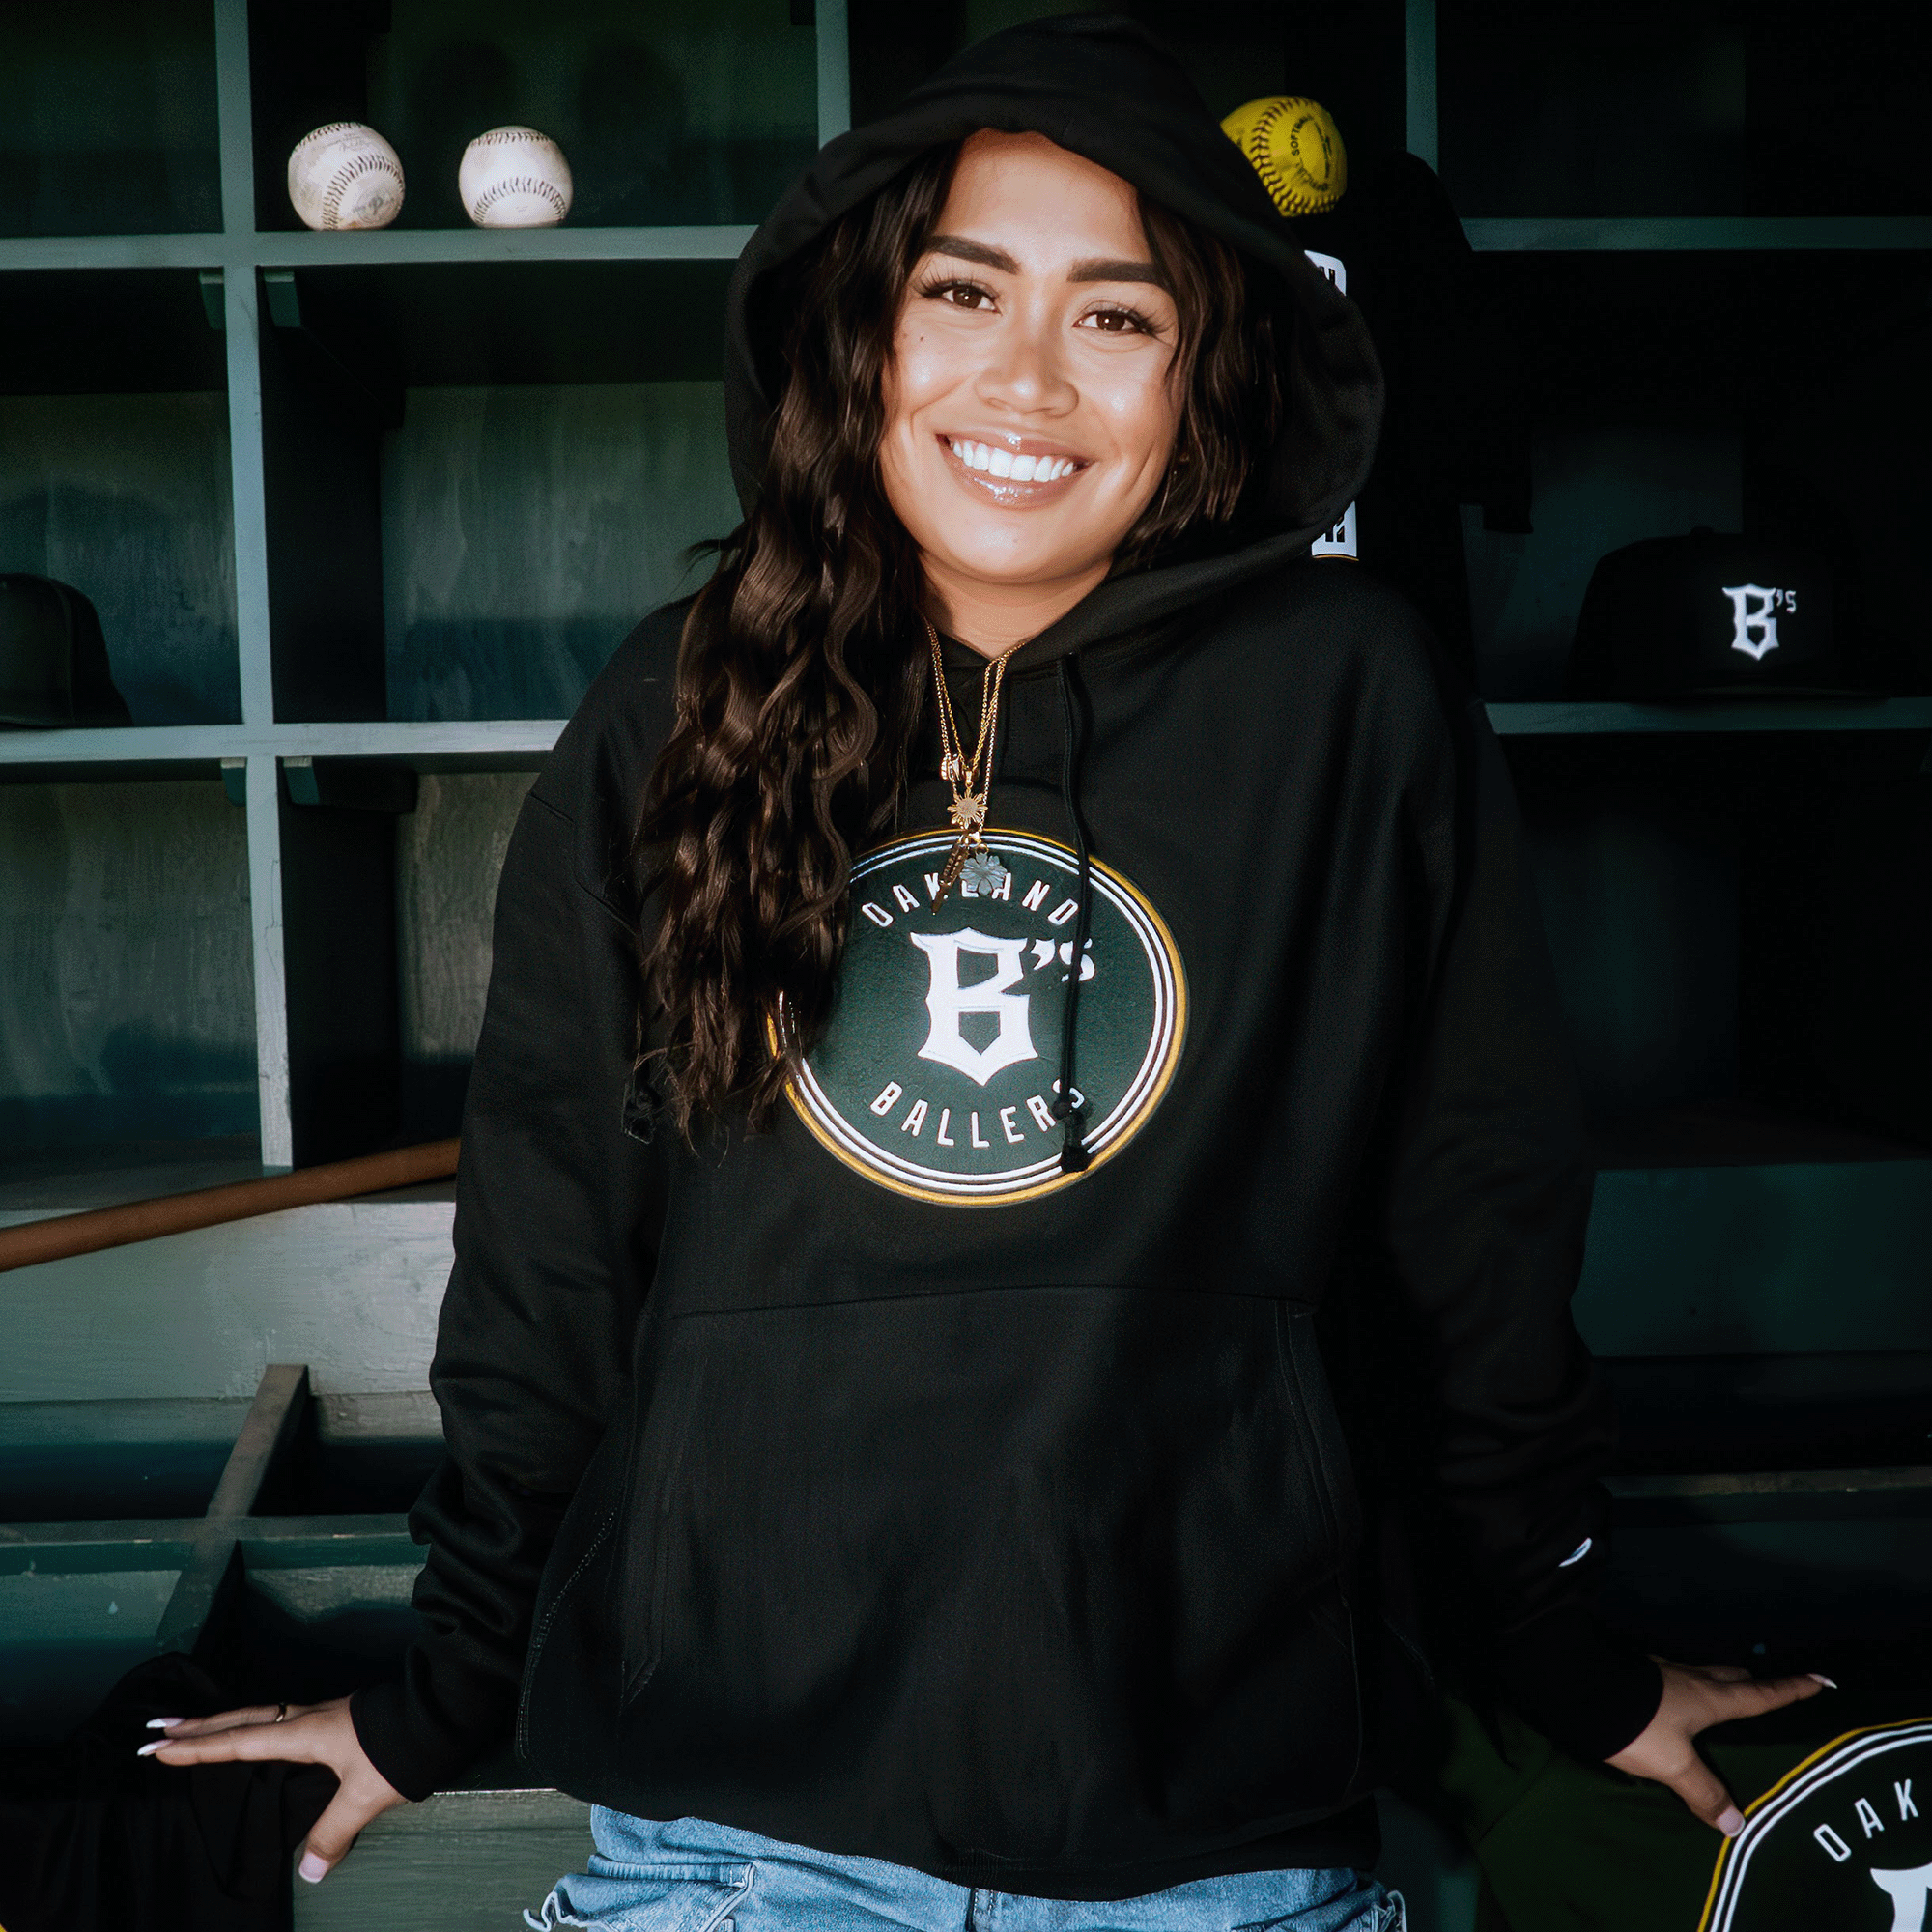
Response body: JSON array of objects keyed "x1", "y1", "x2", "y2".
[{"x1": 526, "y1": 1810, "x2": 1405, "y2": 1932}]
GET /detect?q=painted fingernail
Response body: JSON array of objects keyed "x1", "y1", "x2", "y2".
[
  {"x1": 146, "y1": 1716, "x2": 184, "y2": 1729},
  {"x1": 1718, "y1": 1806, "x2": 1746, "y2": 1837},
  {"x1": 1808, "y1": 1674, "x2": 1838, "y2": 1689},
  {"x1": 136, "y1": 1740, "x2": 166, "y2": 1756},
  {"x1": 298, "y1": 1853, "x2": 329, "y2": 1883}
]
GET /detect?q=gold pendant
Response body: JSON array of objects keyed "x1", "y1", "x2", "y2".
[{"x1": 948, "y1": 791, "x2": 986, "y2": 833}]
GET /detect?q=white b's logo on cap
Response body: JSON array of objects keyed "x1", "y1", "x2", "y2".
[{"x1": 1722, "y1": 582, "x2": 1799, "y2": 662}]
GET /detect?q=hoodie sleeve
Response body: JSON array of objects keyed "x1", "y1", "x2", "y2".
[
  {"x1": 348, "y1": 637, "x2": 671, "y2": 1802},
  {"x1": 1377, "y1": 689, "x2": 1663, "y2": 1765}
]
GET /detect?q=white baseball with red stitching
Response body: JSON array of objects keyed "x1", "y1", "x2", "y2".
[
  {"x1": 287, "y1": 123, "x2": 405, "y2": 232},
  {"x1": 459, "y1": 127, "x2": 574, "y2": 229}
]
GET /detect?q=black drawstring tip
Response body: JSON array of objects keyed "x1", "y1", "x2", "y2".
[{"x1": 1058, "y1": 1136, "x2": 1091, "y2": 1175}]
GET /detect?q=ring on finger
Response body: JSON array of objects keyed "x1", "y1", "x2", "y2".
[{"x1": 273, "y1": 1703, "x2": 289, "y2": 1722}]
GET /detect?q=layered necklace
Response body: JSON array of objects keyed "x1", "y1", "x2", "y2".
[{"x1": 924, "y1": 617, "x2": 1017, "y2": 906}]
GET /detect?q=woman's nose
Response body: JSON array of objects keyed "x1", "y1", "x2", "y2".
[{"x1": 974, "y1": 307, "x2": 1076, "y2": 413}]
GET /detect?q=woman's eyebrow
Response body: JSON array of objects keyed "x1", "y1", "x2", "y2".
[
  {"x1": 925, "y1": 234, "x2": 1020, "y2": 272},
  {"x1": 1066, "y1": 257, "x2": 1163, "y2": 285},
  {"x1": 922, "y1": 237, "x2": 1163, "y2": 287}
]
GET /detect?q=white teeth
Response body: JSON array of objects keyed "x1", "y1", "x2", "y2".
[{"x1": 948, "y1": 439, "x2": 1075, "y2": 481}]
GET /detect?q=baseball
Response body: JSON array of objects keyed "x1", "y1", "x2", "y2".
[
  {"x1": 459, "y1": 127, "x2": 574, "y2": 229},
  {"x1": 287, "y1": 123, "x2": 405, "y2": 231},
  {"x1": 1220, "y1": 96, "x2": 1348, "y2": 218}
]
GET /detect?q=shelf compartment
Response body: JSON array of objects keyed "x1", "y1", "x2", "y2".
[
  {"x1": 1439, "y1": 0, "x2": 1932, "y2": 223},
  {"x1": 0, "y1": 274, "x2": 241, "y2": 727},
  {"x1": 248, "y1": 0, "x2": 818, "y2": 235},
  {"x1": 1510, "y1": 734, "x2": 1932, "y2": 1149},
  {"x1": 0, "y1": 777, "x2": 258, "y2": 1158},
  {"x1": 0, "y1": 1396, "x2": 247, "y2": 1522},
  {"x1": 1577, "y1": 1157, "x2": 1932, "y2": 1357},
  {"x1": 1462, "y1": 251, "x2": 1932, "y2": 704},
  {"x1": 258, "y1": 257, "x2": 737, "y2": 724},
  {"x1": 0, "y1": 0, "x2": 219, "y2": 240}
]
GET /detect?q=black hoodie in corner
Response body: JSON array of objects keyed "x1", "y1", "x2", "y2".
[{"x1": 350, "y1": 15, "x2": 1663, "y2": 1897}]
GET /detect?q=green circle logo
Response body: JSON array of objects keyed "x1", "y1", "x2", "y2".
[
  {"x1": 782, "y1": 830, "x2": 1185, "y2": 1205},
  {"x1": 1701, "y1": 1721, "x2": 1932, "y2": 1931}
]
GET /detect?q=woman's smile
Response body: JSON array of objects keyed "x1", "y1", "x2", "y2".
[{"x1": 938, "y1": 431, "x2": 1090, "y2": 498}]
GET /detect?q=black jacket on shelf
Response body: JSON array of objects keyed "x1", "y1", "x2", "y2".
[{"x1": 349, "y1": 14, "x2": 1662, "y2": 1900}]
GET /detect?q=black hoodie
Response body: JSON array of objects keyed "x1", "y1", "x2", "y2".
[{"x1": 350, "y1": 15, "x2": 1664, "y2": 1897}]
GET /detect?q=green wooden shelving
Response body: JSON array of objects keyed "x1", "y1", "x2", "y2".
[{"x1": 2, "y1": 5, "x2": 1928, "y2": 1921}]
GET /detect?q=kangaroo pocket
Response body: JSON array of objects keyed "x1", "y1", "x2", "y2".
[{"x1": 608, "y1": 1284, "x2": 1365, "y2": 1867}]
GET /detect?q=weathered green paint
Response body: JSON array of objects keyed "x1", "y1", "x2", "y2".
[
  {"x1": 398, "y1": 771, "x2": 535, "y2": 1135},
  {"x1": 290, "y1": 1789, "x2": 594, "y2": 1931},
  {"x1": 0, "y1": 1201, "x2": 453, "y2": 1400},
  {"x1": 0, "y1": 779, "x2": 256, "y2": 1150},
  {"x1": 0, "y1": 391, "x2": 240, "y2": 724},
  {"x1": 382, "y1": 382, "x2": 738, "y2": 720}
]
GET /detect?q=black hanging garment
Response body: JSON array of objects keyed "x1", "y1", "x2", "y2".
[
  {"x1": 0, "y1": 1653, "x2": 335, "y2": 1932},
  {"x1": 1293, "y1": 148, "x2": 1534, "y2": 690}
]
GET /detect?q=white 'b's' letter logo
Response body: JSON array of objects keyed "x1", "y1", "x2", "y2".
[
  {"x1": 910, "y1": 929, "x2": 1038, "y2": 1087},
  {"x1": 1721, "y1": 582, "x2": 1795, "y2": 662}
]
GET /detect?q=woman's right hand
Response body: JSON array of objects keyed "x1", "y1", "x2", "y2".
[
  {"x1": 1606, "y1": 1659, "x2": 1829, "y2": 1834},
  {"x1": 141, "y1": 1695, "x2": 409, "y2": 1882}
]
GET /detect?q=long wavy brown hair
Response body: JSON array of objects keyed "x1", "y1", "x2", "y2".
[{"x1": 633, "y1": 140, "x2": 1285, "y2": 1137}]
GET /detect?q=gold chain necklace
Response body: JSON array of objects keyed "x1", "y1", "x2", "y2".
[{"x1": 924, "y1": 618, "x2": 1017, "y2": 905}]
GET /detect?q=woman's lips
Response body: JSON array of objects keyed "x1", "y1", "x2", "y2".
[{"x1": 939, "y1": 433, "x2": 1089, "y2": 498}]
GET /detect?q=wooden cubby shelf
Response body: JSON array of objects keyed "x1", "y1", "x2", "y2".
[{"x1": 4, "y1": 3, "x2": 1927, "y2": 1921}]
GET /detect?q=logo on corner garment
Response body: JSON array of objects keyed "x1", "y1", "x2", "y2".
[
  {"x1": 1699, "y1": 1720, "x2": 1932, "y2": 1931},
  {"x1": 781, "y1": 830, "x2": 1185, "y2": 1206}
]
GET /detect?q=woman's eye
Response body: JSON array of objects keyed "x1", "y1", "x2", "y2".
[
  {"x1": 1081, "y1": 306, "x2": 1155, "y2": 336},
  {"x1": 923, "y1": 279, "x2": 995, "y2": 311}
]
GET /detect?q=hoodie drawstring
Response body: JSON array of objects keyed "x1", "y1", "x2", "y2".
[{"x1": 1053, "y1": 652, "x2": 1093, "y2": 1173}]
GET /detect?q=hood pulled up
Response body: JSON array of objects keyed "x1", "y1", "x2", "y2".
[{"x1": 722, "y1": 13, "x2": 1386, "y2": 658}]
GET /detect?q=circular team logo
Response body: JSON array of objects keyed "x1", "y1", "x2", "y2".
[
  {"x1": 782, "y1": 829, "x2": 1185, "y2": 1206},
  {"x1": 1700, "y1": 1721, "x2": 1932, "y2": 1930}
]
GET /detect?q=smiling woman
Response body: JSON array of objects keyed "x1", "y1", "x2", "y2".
[{"x1": 142, "y1": 14, "x2": 1826, "y2": 1925}]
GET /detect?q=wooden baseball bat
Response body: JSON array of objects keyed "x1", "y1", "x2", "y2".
[{"x1": 0, "y1": 1138, "x2": 460, "y2": 1276}]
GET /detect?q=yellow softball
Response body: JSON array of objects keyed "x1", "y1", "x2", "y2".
[{"x1": 1220, "y1": 95, "x2": 1348, "y2": 218}]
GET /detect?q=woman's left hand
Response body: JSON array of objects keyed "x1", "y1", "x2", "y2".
[{"x1": 1606, "y1": 1659, "x2": 1830, "y2": 1834}]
